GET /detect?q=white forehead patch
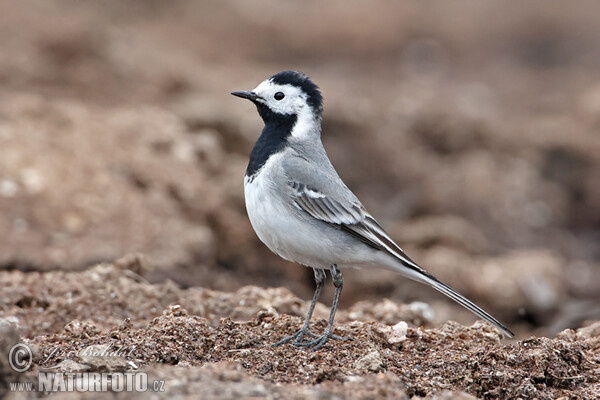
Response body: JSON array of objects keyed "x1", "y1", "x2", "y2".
[{"x1": 252, "y1": 79, "x2": 309, "y2": 115}]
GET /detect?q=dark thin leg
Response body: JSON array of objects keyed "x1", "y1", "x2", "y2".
[
  {"x1": 296, "y1": 264, "x2": 353, "y2": 350},
  {"x1": 271, "y1": 268, "x2": 326, "y2": 347}
]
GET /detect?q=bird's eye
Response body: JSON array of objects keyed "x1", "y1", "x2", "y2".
[{"x1": 274, "y1": 92, "x2": 285, "y2": 100}]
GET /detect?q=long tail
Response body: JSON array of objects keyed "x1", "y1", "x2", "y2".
[
  {"x1": 340, "y1": 212, "x2": 514, "y2": 337},
  {"x1": 368, "y1": 229, "x2": 514, "y2": 337},
  {"x1": 415, "y1": 269, "x2": 514, "y2": 337}
]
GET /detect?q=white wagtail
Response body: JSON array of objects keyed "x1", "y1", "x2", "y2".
[{"x1": 232, "y1": 71, "x2": 513, "y2": 350}]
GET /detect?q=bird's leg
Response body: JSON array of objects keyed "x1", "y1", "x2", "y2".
[
  {"x1": 271, "y1": 268, "x2": 325, "y2": 347},
  {"x1": 296, "y1": 264, "x2": 353, "y2": 350}
]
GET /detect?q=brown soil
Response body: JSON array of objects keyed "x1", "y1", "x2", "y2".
[
  {"x1": 1, "y1": 261, "x2": 599, "y2": 399},
  {"x1": 1, "y1": 1, "x2": 600, "y2": 399}
]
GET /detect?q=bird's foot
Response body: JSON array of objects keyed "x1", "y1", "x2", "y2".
[
  {"x1": 294, "y1": 331, "x2": 353, "y2": 351},
  {"x1": 270, "y1": 327, "x2": 318, "y2": 348}
]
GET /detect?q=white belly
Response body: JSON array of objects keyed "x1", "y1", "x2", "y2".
[
  {"x1": 244, "y1": 155, "x2": 334, "y2": 268},
  {"x1": 244, "y1": 171, "x2": 286, "y2": 257},
  {"x1": 244, "y1": 153, "x2": 385, "y2": 269}
]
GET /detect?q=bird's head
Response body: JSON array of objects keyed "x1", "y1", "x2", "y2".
[{"x1": 231, "y1": 71, "x2": 323, "y2": 123}]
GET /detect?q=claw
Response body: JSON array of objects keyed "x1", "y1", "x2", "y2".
[
  {"x1": 271, "y1": 327, "x2": 318, "y2": 348},
  {"x1": 294, "y1": 332, "x2": 353, "y2": 351},
  {"x1": 270, "y1": 266, "x2": 349, "y2": 351}
]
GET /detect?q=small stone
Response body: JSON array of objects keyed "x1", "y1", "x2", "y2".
[
  {"x1": 407, "y1": 301, "x2": 434, "y2": 323},
  {"x1": 0, "y1": 318, "x2": 21, "y2": 373},
  {"x1": 381, "y1": 321, "x2": 408, "y2": 344},
  {"x1": 345, "y1": 375, "x2": 364, "y2": 383},
  {"x1": 0, "y1": 180, "x2": 18, "y2": 197},
  {"x1": 576, "y1": 321, "x2": 600, "y2": 339},
  {"x1": 355, "y1": 351, "x2": 384, "y2": 372},
  {"x1": 426, "y1": 390, "x2": 478, "y2": 400}
]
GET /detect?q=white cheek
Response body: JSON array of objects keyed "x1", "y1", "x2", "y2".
[
  {"x1": 266, "y1": 100, "x2": 286, "y2": 113},
  {"x1": 253, "y1": 81, "x2": 307, "y2": 115},
  {"x1": 271, "y1": 99, "x2": 300, "y2": 115}
]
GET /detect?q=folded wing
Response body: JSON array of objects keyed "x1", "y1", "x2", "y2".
[
  {"x1": 288, "y1": 179, "x2": 514, "y2": 338},
  {"x1": 289, "y1": 180, "x2": 423, "y2": 271}
]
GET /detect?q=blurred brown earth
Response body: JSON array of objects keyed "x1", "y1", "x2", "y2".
[
  {"x1": 1, "y1": 0, "x2": 600, "y2": 361},
  {"x1": 1, "y1": 261, "x2": 598, "y2": 399}
]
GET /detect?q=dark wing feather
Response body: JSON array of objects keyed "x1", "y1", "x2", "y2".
[
  {"x1": 288, "y1": 180, "x2": 514, "y2": 338},
  {"x1": 289, "y1": 180, "x2": 422, "y2": 270}
]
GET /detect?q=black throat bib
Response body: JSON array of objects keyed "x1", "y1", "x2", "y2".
[{"x1": 246, "y1": 106, "x2": 297, "y2": 179}]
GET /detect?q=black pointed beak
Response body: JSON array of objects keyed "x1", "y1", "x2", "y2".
[{"x1": 231, "y1": 91, "x2": 262, "y2": 102}]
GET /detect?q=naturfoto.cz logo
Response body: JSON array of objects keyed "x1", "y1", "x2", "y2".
[{"x1": 8, "y1": 343, "x2": 165, "y2": 393}]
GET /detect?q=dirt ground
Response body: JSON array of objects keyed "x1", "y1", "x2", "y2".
[
  {"x1": 1, "y1": 1, "x2": 600, "y2": 399},
  {"x1": 1, "y1": 260, "x2": 599, "y2": 399}
]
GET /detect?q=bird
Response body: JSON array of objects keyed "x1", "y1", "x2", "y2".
[{"x1": 231, "y1": 70, "x2": 513, "y2": 350}]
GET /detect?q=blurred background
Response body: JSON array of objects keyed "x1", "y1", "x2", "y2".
[{"x1": 1, "y1": 0, "x2": 599, "y2": 338}]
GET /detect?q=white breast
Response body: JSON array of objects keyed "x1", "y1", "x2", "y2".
[
  {"x1": 244, "y1": 153, "x2": 291, "y2": 258},
  {"x1": 244, "y1": 153, "x2": 325, "y2": 267},
  {"x1": 244, "y1": 152, "x2": 381, "y2": 269}
]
